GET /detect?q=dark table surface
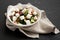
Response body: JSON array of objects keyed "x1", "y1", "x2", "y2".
[{"x1": 0, "y1": 0, "x2": 60, "y2": 40}]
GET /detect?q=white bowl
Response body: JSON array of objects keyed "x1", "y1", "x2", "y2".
[{"x1": 7, "y1": 4, "x2": 41, "y2": 27}]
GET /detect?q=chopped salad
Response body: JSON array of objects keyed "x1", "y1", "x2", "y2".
[{"x1": 9, "y1": 7, "x2": 38, "y2": 25}]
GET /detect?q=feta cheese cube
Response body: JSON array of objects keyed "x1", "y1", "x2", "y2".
[
  {"x1": 15, "y1": 13, "x2": 20, "y2": 17},
  {"x1": 34, "y1": 16, "x2": 38, "y2": 20},
  {"x1": 20, "y1": 16, "x2": 24, "y2": 20},
  {"x1": 25, "y1": 20, "x2": 31, "y2": 25},
  {"x1": 26, "y1": 14, "x2": 32, "y2": 19},
  {"x1": 13, "y1": 16, "x2": 17, "y2": 22},
  {"x1": 33, "y1": 11, "x2": 37, "y2": 15}
]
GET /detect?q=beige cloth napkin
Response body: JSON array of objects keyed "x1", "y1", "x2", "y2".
[{"x1": 5, "y1": 3, "x2": 60, "y2": 38}]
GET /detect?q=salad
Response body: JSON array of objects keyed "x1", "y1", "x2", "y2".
[{"x1": 9, "y1": 6, "x2": 38, "y2": 25}]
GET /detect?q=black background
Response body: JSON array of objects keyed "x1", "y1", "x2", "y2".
[{"x1": 0, "y1": 0, "x2": 60, "y2": 40}]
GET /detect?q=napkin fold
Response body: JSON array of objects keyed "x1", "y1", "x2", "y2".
[{"x1": 5, "y1": 3, "x2": 60, "y2": 38}]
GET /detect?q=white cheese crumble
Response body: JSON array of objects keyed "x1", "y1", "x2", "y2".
[
  {"x1": 26, "y1": 14, "x2": 32, "y2": 19},
  {"x1": 25, "y1": 20, "x2": 31, "y2": 25},
  {"x1": 34, "y1": 16, "x2": 38, "y2": 20},
  {"x1": 13, "y1": 16, "x2": 17, "y2": 22},
  {"x1": 33, "y1": 11, "x2": 37, "y2": 15},
  {"x1": 15, "y1": 13, "x2": 20, "y2": 17},
  {"x1": 20, "y1": 16, "x2": 25, "y2": 20}
]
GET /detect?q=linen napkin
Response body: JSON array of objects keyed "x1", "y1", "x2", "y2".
[{"x1": 5, "y1": 3, "x2": 60, "y2": 38}]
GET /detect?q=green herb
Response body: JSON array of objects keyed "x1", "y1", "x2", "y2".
[{"x1": 19, "y1": 20, "x2": 26, "y2": 25}]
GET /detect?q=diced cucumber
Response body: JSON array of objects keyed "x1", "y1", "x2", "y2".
[
  {"x1": 30, "y1": 17, "x2": 35, "y2": 23},
  {"x1": 31, "y1": 19, "x2": 35, "y2": 23},
  {"x1": 24, "y1": 10, "x2": 28, "y2": 16}
]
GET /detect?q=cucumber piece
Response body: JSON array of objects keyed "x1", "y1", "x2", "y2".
[
  {"x1": 31, "y1": 19, "x2": 35, "y2": 23},
  {"x1": 30, "y1": 17, "x2": 35, "y2": 23},
  {"x1": 24, "y1": 10, "x2": 28, "y2": 16}
]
